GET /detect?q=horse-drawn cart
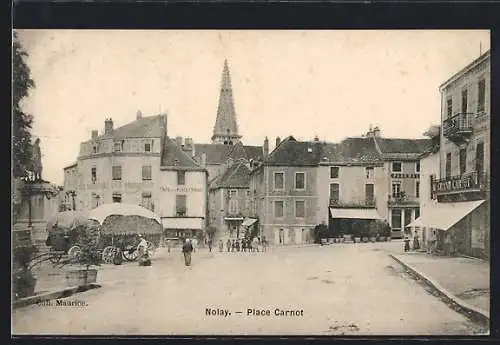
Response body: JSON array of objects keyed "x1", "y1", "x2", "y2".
[{"x1": 45, "y1": 204, "x2": 163, "y2": 264}]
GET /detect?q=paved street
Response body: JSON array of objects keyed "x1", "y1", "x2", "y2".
[{"x1": 12, "y1": 243, "x2": 486, "y2": 335}]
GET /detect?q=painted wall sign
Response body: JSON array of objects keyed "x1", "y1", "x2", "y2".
[
  {"x1": 160, "y1": 186, "x2": 203, "y2": 193},
  {"x1": 390, "y1": 173, "x2": 420, "y2": 179},
  {"x1": 432, "y1": 172, "x2": 484, "y2": 195}
]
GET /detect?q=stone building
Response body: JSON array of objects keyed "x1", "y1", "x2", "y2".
[
  {"x1": 158, "y1": 137, "x2": 208, "y2": 240},
  {"x1": 62, "y1": 162, "x2": 78, "y2": 211},
  {"x1": 412, "y1": 50, "x2": 490, "y2": 259},
  {"x1": 74, "y1": 112, "x2": 167, "y2": 211}
]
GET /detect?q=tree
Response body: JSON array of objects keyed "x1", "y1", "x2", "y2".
[{"x1": 13, "y1": 31, "x2": 35, "y2": 179}]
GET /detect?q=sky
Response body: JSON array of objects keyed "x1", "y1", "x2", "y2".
[{"x1": 16, "y1": 30, "x2": 490, "y2": 185}]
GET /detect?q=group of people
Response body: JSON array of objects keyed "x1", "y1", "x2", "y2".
[{"x1": 222, "y1": 237, "x2": 267, "y2": 253}]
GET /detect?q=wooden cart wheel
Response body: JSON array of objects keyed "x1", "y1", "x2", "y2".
[
  {"x1": 49, "y1": 247, "x2": 63, "y2": 264},
  {"x1": 102, "y1": 246, "x2": 117, "y2": 264},
  {"x1": 122, "y1": 246, "x2": 138, "y2": 261},
  {"x1": 67, "y1": 245, "x2": 81, "y2": 261}
]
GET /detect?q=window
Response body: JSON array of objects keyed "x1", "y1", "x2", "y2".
[
  {"x1": 415, "y1": 162, "x2": 420, "y2": 173},
  {"x1": 330, "y1": 167, "x2": 339, "y2": 179},
  {"x1": 365, "y1": 184, "x2": 374, "y2": 204},
  {"x1": 391, "y1": 209, "x2": 402, "y2": 229},
  {"x1": 176, "y1": 195, "x2": 187, "y2": 216},
  {"x1": 246, "y1": 190, "x2": 251, "y2": 197},
  {"x1": 274, "y1": 201, "x2": 284, "y2": 218},
  {"x1": 92, "y1": 146, "x2": 97, "y2": 154},
  {"x1": 447, "y1": 97, "x2": 453, "y2": 118},
  {"x1": 365, "y1": 167, "x2": 374, "y2": 179},
  {"x1": 475, "y1": 142, "x2": 484, "y2": 172},
  {"x1": 295, "y1": 200, "x2": 305, "y2": 218},
  {"x1": 113, "y1": 141, "x2": 122, "y2": 152},
  {"x1": 144, "y1": 143, "x2": 151, "y2": 152},
  {"x1": 295, "y1": 172, "x2": 305, "y2": 189},
  {"x1": 329, "y1": 183, "x2": 340, "y2": 203},
  {"x1": 177, "y1": 171, "x2": 186, "y2": 185},
  {"x1": 112, "y1": 166, "x2": 122, "y2": 181},
  {"x1": 461, "y1": 89, "x2": 468, "y2": 114},
  {"x1": 229, "y1": 190, "x2": 237, "y2": 198},
  {"x1": 91, "y1": 167, "x2": 96, "y2": 183},
  {"x1": 112, "y1": 192, "x2": 122, "y2": 203},
  {"x1": 142, "y1": 165, "x2": 152, "y2": 181},
  {"x1": 445, "y1": 153, "x2": 452, "y2": 178},
  {"x1": 416, "y1": 181, "x2": 420, "y2": 198},
  {"x1": 392, "y1": 181, "x2": 401, "y2": 198},
  {"x1": 477, "y1": 78, "x2": 486, "y2": 112},
  {"x1": 229, "y1": 199, "x2": 239, "y2": 214},
  {"x1": 392, "y1": 162, "x2": 402, "y2": 172},
  {"x1": 142, "y1": 192, "x2": 153, "y2": 211},
  {"x1": 274, "y1": 172, "x2": 284, "y2": 190},
  {"x1": 459, "y1": 148, "x2": 467, "y2": 175}
]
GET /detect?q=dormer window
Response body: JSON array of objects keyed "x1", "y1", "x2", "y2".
[{"x1": 114, "y1": 141, "x2": 122, "y2": 152}]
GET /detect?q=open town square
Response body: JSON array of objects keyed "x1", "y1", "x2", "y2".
[{"x1": 12, "y1": 30, "x2": 490, "y2": 336}]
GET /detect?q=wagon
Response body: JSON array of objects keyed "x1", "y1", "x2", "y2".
[{"x1": 87, "y1": 203, "x2": 163, "y2": 263}]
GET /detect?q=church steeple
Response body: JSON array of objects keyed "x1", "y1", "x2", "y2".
[{"x1": 211, "y1": 59, "x2": 242, "y2": 145}]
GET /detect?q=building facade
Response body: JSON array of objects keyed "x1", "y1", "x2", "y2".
[
  {"x1": 158, "y1": 138, "x2": 208, "y2": 240},
  {"x1": 423, "y1": 51, "x2": 490, "y2": 259},
  {"x1": 74, "y1": 112, "x2": 166, "y2": 212},
  {"x1": 209, "y1": 160, "x2": 253, "y2": 241},
  {"x1": 62, "y1": 162, "x2": 78, "y2": 211}
]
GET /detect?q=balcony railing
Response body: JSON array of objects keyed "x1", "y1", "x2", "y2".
[
  {"x1": 329, "y1": 198, "x2": 376, "y2": 208},
  {"x1": 387, "y1": 194, "x2": 419, "y2": 206},
  {"x1": 443, "y1": 112, "x2": 474, "y2": 141},
  {"x1": 432, "y1": 171, "x2": 488, "y2": 197}
]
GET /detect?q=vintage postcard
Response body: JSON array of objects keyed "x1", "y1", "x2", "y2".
[{"x1": 12, "y1": 30, "x2": 490, "y2": 336}]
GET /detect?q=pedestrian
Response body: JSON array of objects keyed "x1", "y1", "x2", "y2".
[
  {"x1": 226, "y1": 239, "x2": 231, "y2": 252},
  {"x1": 182, "y1": 238, "x2": 194, "y2": 266},
  {"x1": 236, "y1": 239, "x2": 240, "y2": 252},
  {"x1": 428, "y1": 230, "x2": 437, "y2": 255},
  {"x1": 137, "y1": 234, "x2": 151, "y2": 266},
  {"x1": 413, "y1": 230, "x2": 420, "y2": 250},
  {"x1": 219, "y1": 239, "x2": 224, "y2": 252},
  {"x1": 167, "y1": 239, "x2": 172, "y2": 253},
  {"x1": 242, "y1": 239, "x2": 247, "y2": 252},
  {"x1": 191, "y1": 237, "x2": 198, "y2": 252},
  {"x1": 262, "y1": 236, "x2": 267, "y2": 252},
  {"x1": 231, "y1": 240, "x2": 236, "y2": 252},
  {"x1": 403, "y1": 233, "x2": 410, "y2": 252},
  {"x1": 208, "y1": 238, "x2": 213, "y2": 252}
]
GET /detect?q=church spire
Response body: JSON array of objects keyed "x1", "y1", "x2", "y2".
[{"x1": 211, "y1": 59, "x2": 242, "y2": 145}]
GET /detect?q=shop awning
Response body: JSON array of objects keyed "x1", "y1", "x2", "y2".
[
  {"x1": 242, "y1": 217, "x2": 258, "y2": 227},
  {"x1": 224, "y1": 217, "x2": 244, "y2": 221},
  {"x1": 408, "y1": 200, "x2": 485, "y2": 230},
  {"x1": 329, "y1": 208, "x2": 384, "y2": 220}
]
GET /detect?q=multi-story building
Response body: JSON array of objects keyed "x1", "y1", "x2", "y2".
[
  {"x1": 209, "y1": 160, "x2": 254, "y2": 241},
  {"x1": 414, "y1": 51, "x2": 490, "y2": 259},
  {"x1": 74, "y1": 111, "x2": 167, "y2": 211},
  {"x1": 414, "y1": 125, "x2": 440, "y2": 248},
  {"x1": 250, "y1": 136, "x2": 320, "y2": 245},
  {"x1": 158, "y1": 137, "x2": 208, "y2": 240},
  {"x1": 371, "y1": 127, "x2": 432, "y2": 238},
  {"x1": 317, "y1": 136, "x2": 386, "y2": 235},
  {"x1": 62, "y1": 162, "x2": 78, "y2": 211}
]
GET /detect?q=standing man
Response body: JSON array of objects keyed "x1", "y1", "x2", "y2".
[
  {"x1": 166, "y1": 238, "x2": 172, "y2": 253},
  {"x1": 219, "y1": 239, "x2": 224, "y2": 252},
  {"x1": 208, "y1": 238, "x2": 213, "y2": 252},
  {"x1": 192, "y1": 237, "x2": 198, "y2": 252},
  {"x1": 182, "y1": 238, "x2": 194, "y2": 266},
  {"x1": 226, "y1": 239, "x2": 231, "y2": 252}
]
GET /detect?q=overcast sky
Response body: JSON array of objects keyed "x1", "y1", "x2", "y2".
[{"x1": 16, "y1": 30, "x2": 490, "y2": 185}]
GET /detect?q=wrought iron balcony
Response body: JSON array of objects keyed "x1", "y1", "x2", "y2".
[
  {"x1": 432, "y1": 171, "x2": 488, "y2": 197},
  {"x1": 387, "y1": 194, "x2": 419, "y2": 206},
  {"x1": 329, "y1": 198, "x2": 376, "y2": 208},
  {"x1": 443, "y1": 112, "x2": 474, "y2": 142}
]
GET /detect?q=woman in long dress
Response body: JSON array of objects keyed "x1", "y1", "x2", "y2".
[{"x1": 182, "y1": 239, "x2": 194, "y2": 266}]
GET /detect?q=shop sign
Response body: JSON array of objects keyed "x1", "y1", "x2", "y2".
[
  {"x1": 160, "y1": 186, "x2": 203, "y2": 193},
  {"x1": 431, "y1": 173, "x2": 482, "y2": 196}
]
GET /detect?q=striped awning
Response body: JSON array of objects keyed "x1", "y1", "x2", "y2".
[{"x1": 242, "y1": 217, "x2": 258, "y2": 227}]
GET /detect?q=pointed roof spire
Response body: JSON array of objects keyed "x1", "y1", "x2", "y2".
[{"x1": 212, "y1": 59, "x2": 242, "y2": 144}]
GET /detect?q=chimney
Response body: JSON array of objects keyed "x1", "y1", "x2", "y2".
[
  {"x1": 91, "y1": 130, "x2": 98, "y2": 140},
  {"x1": 191, "y1": 143, "x2": 196, "y2": 157},
  {"x1": 275, "y1": 136, "x2": 281, "y2": 148},
  {"x1": 314, "y1": 135, "x2": 319, "y2": 142},
  {"x1": 201, "y1": 153, "x2": 207, "y2": 167},
  {"x1": 263, "y1": 137, "x2": 269, "y2": 158},
  {"x1": 104, "y1": 118, "x2": 114, "y2": 134},
  {"x1": 175, "y1": 136, "x2": 183, "y2": 147},
  {"x1": 372, "y1": 126, "x2": 381, "y2": 137},
  {"x1": 184, "y1": 137, "x2": 193, "y2": 151},
  {"x1": 136, "y1": 110, "x2": 143, "y2": 120}
]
